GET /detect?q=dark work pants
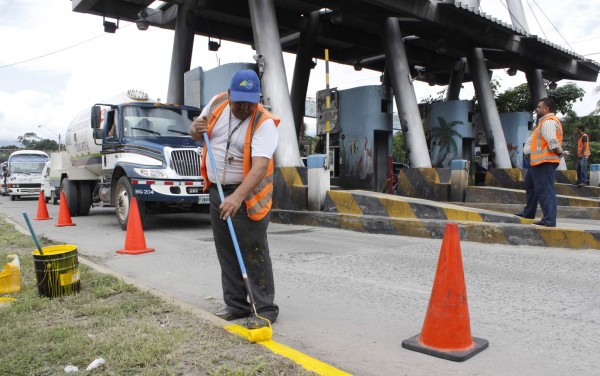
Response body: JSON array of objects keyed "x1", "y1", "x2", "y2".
[
  {"x1": 529, "y1": 162, "x2": 558, "y2": 227},
  {"x1": 209, "y1": 185, "x2": 278, "y2": 321},
  {"x1": 521, "y1": 168, "x2": 538, "y2": 218},
  {"x1": 576, "y1": 157, "x2": 588, "y2": 185}
]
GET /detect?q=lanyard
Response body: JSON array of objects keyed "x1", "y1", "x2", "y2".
[{"x1": 222, "y1": 109, "x2": 244, "y2": 182}]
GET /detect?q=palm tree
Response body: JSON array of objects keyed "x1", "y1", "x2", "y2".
[{"x1": 430, "y1": 117, "x2": 463, "y2": 155}]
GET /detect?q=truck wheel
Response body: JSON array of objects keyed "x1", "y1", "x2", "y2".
[
  {"x1": 115, "y1": 176, "x2": 146, "y2": 231},
  {"x1": 10, "y1": 195, "x2": 15, "y2": 201},
  {"x1": 60, "y1": 178, "x2": 78, "y2": 217},
  {"x1": 77, "y1": 182, "x2": 92, "y2": 216},
  {"x1": 51, "y1": 191, "x2": 58, "y2": 205}
]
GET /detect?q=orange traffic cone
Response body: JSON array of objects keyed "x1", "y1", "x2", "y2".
[
  {"x1": 116, "y1": 197, "x2": 154, "y2": 255},
  {"x1": 34, "y1": 191, "x2": 52, "y2": 220},
  {"x1": 55, "y1": 191, "x2": 76, "y2": 227},
  {"x1": 402, "y1": 223, "x2": 488, "y2": 362}
]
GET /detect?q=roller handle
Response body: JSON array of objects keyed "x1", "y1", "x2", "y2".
[
  {"x1": 22, "y1": 211, "x2": 44, "y2": 255},
  {"x1": 203, "y1": 132, "x2": 248, "y2": 276}
]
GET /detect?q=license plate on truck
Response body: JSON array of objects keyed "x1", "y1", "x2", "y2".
[{"x1": 198, "y1": 194, "x2": 209, "y2": 204}]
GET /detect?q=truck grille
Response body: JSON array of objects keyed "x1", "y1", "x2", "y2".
[{"x1": 170, "y1": 150, "x2": 201, "y2": 177}]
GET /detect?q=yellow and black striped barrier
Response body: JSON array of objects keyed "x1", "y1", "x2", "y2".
[{"x1": 272, "y1": 189, "x2": 600, "y2": 250}]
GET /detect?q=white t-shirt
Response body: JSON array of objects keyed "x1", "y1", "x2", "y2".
[{"x1": 200, "y1": 95, "x2": 279, "y2": 185}]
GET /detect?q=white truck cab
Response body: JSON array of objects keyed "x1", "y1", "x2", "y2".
[{"x1": 41, "y1": 160, "x2": 58, "y2": 205}]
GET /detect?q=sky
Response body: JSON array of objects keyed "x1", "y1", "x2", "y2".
[{"x1": 0, "y1": 0, "x2": 599, "y2": 146}]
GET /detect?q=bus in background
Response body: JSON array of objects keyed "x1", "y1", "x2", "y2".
[
  {"x1": 0, "y1": 162, "x2": 7, "y2": 196},
  {"x1": 5, "y1": 150, "x2": 49, "y2": 201}
]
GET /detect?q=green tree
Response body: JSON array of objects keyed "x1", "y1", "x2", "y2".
[
  {"x1": 561, "y1": 112, "x2": 600, "y2": 169},
  {"x1": 420, "y1": 89, "x2": 447, "y2": 104},
  {"x1": 16, "y1": 132, "x2": 58, "y2": 151},
  {"x1": 392, "y1": 131, "x2": 405, "y2": 162},
  {"x1": 495, "y1": 82, "x2": 585, "y2": 114}
]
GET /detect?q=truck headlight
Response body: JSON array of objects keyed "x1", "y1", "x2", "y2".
[{"x1": 134, "y1": 168, "x2": 167, "y2": 179}]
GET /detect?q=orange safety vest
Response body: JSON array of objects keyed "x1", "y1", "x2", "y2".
[
  {"x1": 530, "y1": 114, "x2": 563, "y2": 166},
  {"x1": 578, "y1": 133, "x2": 591, "y2": 157},
  {"x1": 200, "y1": 93, "x2": 280, "y2": 221}
]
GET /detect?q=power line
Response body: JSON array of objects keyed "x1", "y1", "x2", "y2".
[
  {"x1": 571, "y1": 35, "x2": 600, "y2": 44},
  {"x1": 0, "y1": 33, "x2": 107, "y2": 69},
  {"x1": 524, "y1": 0, "x2": 548, "y2": 39},
  {"x1": 528, "y1": 0, "x2": 574, "y2": 51},
  {"x1": 0, "y1": 23, "x2": 134, "y2": 69}
]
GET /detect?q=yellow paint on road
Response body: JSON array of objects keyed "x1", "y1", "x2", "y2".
[{"x1": 225, "y1": 325, "x2": 352, "y2": 375}]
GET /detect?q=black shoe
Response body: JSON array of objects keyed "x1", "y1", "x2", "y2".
[
  {"x1": 515, "y1": 213, "x2": 534, "y2": 219},
  {"x1": 214, "y1": 307, "x2": 251, "y2": 321},
  {"x1": 532, "y1": 221, "x2": 555, "y2": 227},
  {"x1": 245, "y1": 315, "x2": 276, "y2": 329}
]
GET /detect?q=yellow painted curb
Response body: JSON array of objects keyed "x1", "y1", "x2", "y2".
[{"x1": 225, "y1": 325, "x2": 351, "y2": 376}]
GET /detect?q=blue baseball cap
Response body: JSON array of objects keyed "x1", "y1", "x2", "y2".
[{"x1": 229, "y1": 69, "x2": 261, "y2": 103}]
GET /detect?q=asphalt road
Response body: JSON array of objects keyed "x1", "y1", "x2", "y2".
[{"x1": 2, "y1": 196, "x2": 599, "y2": 376}]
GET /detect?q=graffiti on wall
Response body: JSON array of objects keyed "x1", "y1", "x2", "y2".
[
  {"x1": 344, "y1": 136, "x2": 373, "y2": 181},
  {"x1": 430, "y1": 116, "x2": 463, "y2": 168},
  {"x1": 507, "y1": 143, "x2": 519, "y2": 168}
]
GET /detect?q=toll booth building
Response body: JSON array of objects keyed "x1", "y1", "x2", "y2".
[{"x1": 316, "y1": 85, "x2": 393, "y2": 193}]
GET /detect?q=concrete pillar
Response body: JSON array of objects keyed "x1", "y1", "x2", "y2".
[
  {"x1": 382, "y1": 18, "x2": 432, "y2": 168},
  {"x1": 450, "y1": 159, "x2": 470, "y2": 202},
  {"x1": 290, "y1": 11, "x2": 319, "y2": 138},
  {"x1": 468, "y1": 48, "x2": 512, "y2": 169},
  {"x1": 249, "y1": 0, "x2": 303, "y2": 167},
  {"x1": 506, "y1": 0, "x2": 530, "y2": 32},
  {"x1": 166, "y1": 2, "x2": 196, "y2": 104},
  {"x1": 447, "y1": 58, "x2": 466, "y2": 101},
  {"x1": 307, "y1": 154, "x2": 330, "y2": 211},
  {"x1": 526, "y1": 69, "x2": 548, "y2": 107}
]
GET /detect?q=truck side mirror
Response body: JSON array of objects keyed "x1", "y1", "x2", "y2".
[
  {"x1": 92, "y1": 128, "x2": 103, "y2": 140},
  {"x1": 91, "y1": 106, "x2": 102, "y2": 129}
]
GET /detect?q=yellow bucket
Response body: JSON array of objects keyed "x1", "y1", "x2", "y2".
[
  {"x1": 0, "y1": 254, "x2": 21, "y2": 294},
  {"x1": 32, "y1": 245, "x2": 80, "y2": 298}
]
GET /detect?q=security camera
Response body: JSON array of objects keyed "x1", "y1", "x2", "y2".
[
  {"x1": 136, "y1": 19, "x2": 149, "y2": 30},
  {"x1": 136, "y1": 10, "x2": 149, "y2": 31},
  {"x1": 414, "y1": 65, "x2": 426, "y2": 74}
]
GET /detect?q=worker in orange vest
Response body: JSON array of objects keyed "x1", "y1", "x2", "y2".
[
  {"x1": 516, "y1": 97, "x2": 564, "y2": 227},
  {"x1": 190, "y1": 69, "x2": 280, "y2": 329},
  {"x1": 575, "y1": 126, "x2": 591, "y2": 187}
]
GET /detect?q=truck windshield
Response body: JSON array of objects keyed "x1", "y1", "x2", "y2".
[
  {"x1": 122, "y1": 106, "x2": 201, "y2": 138},
  {"x1": 8, "y1": 155, "x2": 48, "y2": 174}
]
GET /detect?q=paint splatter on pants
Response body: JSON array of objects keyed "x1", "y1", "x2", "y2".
[{"x1": 209, "y1": 185, "x2": 278, "y2": 321}]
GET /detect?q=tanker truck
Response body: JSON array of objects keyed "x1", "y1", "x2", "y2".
[{"x1": 55, "y1": 89, "x2": 208, "y2": 229}]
